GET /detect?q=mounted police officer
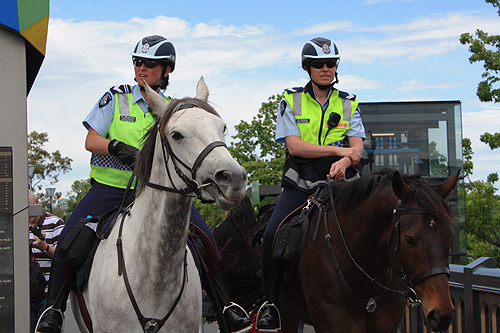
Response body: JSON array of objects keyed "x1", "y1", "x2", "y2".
[
  {"x1": 256, "y1": 37, "x2": 366, "y2": 332},
  {"x1": 36, "y1": 35, "x2": 251, "y2": 333}
]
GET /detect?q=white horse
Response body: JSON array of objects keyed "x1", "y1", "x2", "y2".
[{"x1": 71, "y1": 77, "x2": 248, "y2": 332}]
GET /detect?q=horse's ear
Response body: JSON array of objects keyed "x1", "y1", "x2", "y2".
[
  {"x1": 392, "y1": 170, "x2": 411, "y2": 202},
  {"x1": 143, "y1": 80, "x2": 169, "y2": 116},
  {"x1": 195, "y1": 76, "x2": 209, "y2": 101},
  {"x1": 436, "y1": 169, "x2": 460, "y2": 199}
]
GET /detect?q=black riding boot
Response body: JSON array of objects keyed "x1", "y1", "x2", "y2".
[
  {"x1": 256, "y1": 241, "x2": 281, "y2": 332},
  {"x1": 36, "y1": 259, "x2": 71, "y2": 333},
  {"x1": 213, "y1": 263, "x2": 253, "y2": 333}
]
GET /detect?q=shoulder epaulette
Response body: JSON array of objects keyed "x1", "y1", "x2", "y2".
[
  {"x1": 284, "y1": 87, "x2": 304, "y2": 94},
  {"x1": 338, "y1": 90, "x2": 357, "y2": 101},
  {"x1": 110, "y1": 84, "x2": 132, "y2": 94}
]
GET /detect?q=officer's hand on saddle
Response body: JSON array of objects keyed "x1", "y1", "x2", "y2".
[{"x1": 108, "y1": 139, "x2": 139, "y2": 166}]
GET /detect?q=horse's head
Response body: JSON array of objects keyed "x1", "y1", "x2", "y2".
[
  {"x1": 136, "y1": 77, "x2": 248, "y2": 211},
  {"x1": 390, "y1": 170, "x2": 459, "y2": 331}
]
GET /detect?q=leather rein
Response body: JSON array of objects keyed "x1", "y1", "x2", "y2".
[
  {"x1": 116, "y1": 104, "x2": 228, "y2": 332},
  {"x1": 311, "y1": 178, "x2": 450, "y2": 314}
]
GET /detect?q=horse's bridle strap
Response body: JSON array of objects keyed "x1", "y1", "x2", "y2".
[
  {"x1": 411, "y1": 266, "x2": 450, "y2": 286},
  {"x1": 191, "y1": 141, "x2": 226, "y2": 180}
]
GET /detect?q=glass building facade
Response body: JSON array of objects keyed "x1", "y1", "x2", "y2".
[{"x1": 359, "y1": 101, "x2": 466, "y2": 264}]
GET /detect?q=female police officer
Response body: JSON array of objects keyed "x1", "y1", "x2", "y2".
[
  {"x1": 256, "y1": 37, "x2": 366, "y2": 332},
  {"x1": 37, "y1": 35, "x2": 251, "y2": 333}
]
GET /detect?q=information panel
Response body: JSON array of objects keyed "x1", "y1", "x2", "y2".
[{"x1": 0, "y1": 147, "x2": 14, "y2": 332}]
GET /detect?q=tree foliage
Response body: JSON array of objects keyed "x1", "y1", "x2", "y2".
[
  {"x1": 228, "y1": 94, "x2": 286, "y2": 185},
  {"x1": 194, "y1": 93, "x2": 286, "y2": 226},
  {"x1": 463, "y1": 136, "x2": 500, "y2": 265},
  {"x1": 460, "y1": 0, "x2": 500, "y2": 103},
  {"x1": 28, "y1": 131, "x2": 72, "y2": 191}
]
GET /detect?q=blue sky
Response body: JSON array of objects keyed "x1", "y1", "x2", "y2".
[{"x1": 27, "y1": 0, "x2": 500, "y2": 196}]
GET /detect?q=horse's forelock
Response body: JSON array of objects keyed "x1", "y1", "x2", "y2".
[
  {"x1": 402, "y1": 175, "x2": 454, "y2": 224},
  {"x1": 135, "y1": 97, "x2": 220, "y2": 194},
  {"x1": 157, "y1": 98, "x2": 220, "y2": 134}
]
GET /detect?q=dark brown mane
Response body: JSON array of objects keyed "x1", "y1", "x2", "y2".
[
  {"x1": 330, "y1": 168, "x2": 454, "y2": 224},
  {"x1": 134, "y1": 97, "x2": 220, "y2": 194}
]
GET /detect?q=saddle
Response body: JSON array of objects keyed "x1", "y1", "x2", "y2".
[{"x1": 272, "y1": 190, "x2": 319, "y2": 264}]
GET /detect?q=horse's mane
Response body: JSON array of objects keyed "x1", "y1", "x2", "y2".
[
  {"x1": 134, "y1": 97, "x2": 220, "y2": 194},
  {"x1": 331, "y1": 168, "x2": 454, "y2": 223}
]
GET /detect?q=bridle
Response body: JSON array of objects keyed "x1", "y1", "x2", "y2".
[
  {"x1": 116, "y1": 103, "x2": 228, "y2": 332},
  {"x1": 391, "y1": 200, "x2": 450, "y2": 300},
  {"x1": 142, "y1": 103, "x2": 227, "y2": 202},
  {"x1": 314, "y1": 178, "x2": 450, "y2": 314}
]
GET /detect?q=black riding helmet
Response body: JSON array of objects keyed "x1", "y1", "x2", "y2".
[
  {"x1": 131, "y1": 35, "x2": 176, "y2": 90},
  {"x1": 301, "y1": 37, "x2": 341, "y2": 89}
]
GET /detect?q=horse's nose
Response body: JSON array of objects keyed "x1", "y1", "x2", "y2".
[
  {"x1": 426, "y1": 308, "x2": 454, "y2": 331},
  {"x1": 214, "y1": 169, "x2": 231, "y2": 183},
  {"x1": 214, "y1": 167, "x2": 247, "y2": 184}
]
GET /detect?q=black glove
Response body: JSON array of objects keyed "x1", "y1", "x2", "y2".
[{"x1": 108, "y1": 139, "x2": 139, "y2": 166}]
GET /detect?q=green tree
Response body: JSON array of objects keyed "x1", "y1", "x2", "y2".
[
  {"x1": 460, "y1": 0, "x2": 500, "y2": 103},
  {"x1": 463, "y1": 138, "x2": 500, "y2": 264},
  {"x1": 229, "y1": 94, "x2": 286, "y2": 185},
  {"x1": 460, "y1": 0, "x2": 500, "y2": 145},
  {"x1": 28, "y1": 131, "x2": 72, "y2": 191},
  {"x1": 67, "y1": 178, "x2": 92, "y2": 212},
  {"x1": 194, "y1": 93, "x2": 285, "y2": 226}
]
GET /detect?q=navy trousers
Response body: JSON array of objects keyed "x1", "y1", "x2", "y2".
[{"x1": 55, "y1": 181, "x2": 218, "y2": 261}]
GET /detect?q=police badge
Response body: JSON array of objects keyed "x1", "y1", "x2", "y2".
[
  {"x1": 322, "y1": 43, "x2": 331, "y2": 55},
  {"x1": 141, "y1": 43, "x2": 150, "y2": 53},
  {"x1": 99, "y1": 92, "x2": 112, "y2": 108}
]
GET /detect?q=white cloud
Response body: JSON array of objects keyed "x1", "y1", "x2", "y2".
[
  {"x1": 397, "y1": 78, "x2": 467, "y2": 91},
  {"x1": 27, "y1": 10, "x2": 500, "y2": 194}
]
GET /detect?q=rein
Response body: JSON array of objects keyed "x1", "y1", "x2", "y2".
[
  {"x1": 116, "y1": 205, "x2": 188, "y2": 333},
  {"x1": 313, "y1": 178, "x2": 450, "y2": 314}
]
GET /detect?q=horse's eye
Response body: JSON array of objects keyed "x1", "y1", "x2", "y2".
[
  {"x1": 223, "y1": 125, "x2": 227, "y2": 134},
  {"x1": 171, "y1": 132, "x2": 183, "y2": 141},
  {"x1": 404, "y1": 235, "x2": 417, "y2": 247}
]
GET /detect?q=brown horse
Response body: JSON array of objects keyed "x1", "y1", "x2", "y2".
[{"x1": 279, "y1": 169, "x2": 459, "y2": 332}]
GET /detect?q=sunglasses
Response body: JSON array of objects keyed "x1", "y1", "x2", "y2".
[
  {"x1": 310, "y1": 60, "x2": 338, "y2": 69},
  {"x1": 133, "y1": 58, "x2": 161, "y2": 68}
]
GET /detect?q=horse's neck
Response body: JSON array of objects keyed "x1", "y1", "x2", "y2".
[
  {"x1": 340, "y1": 198, "x2": 396, "y2": 269},
  {"x1": 123, "y1": 137, "x2": 192, "y2": 275}
]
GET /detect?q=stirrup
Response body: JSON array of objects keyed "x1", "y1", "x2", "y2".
[
  {"x1": 35, "y1": 306, "x2": 65, "y2": 333},
  {"x1": 255, "y1": 301, "x2": 281, "y2": 332},
  {"x1": 223, "y1": 302, "x2": 250, "y2": 317}
]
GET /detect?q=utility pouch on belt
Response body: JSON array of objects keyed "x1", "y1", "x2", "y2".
[
  {"x1": 58, "y1": 216, "x2": 99, "y2": 266},
  {"x1": 58, "y1": 206, "x2": 119, "y2": 267},
  {"x1": 273, "y1": 208, "x2": 309, "y2": 263}
]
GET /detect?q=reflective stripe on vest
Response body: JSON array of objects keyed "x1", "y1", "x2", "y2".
[{"x1": 89, "y1": 92, "x2": 159, "y2": 189}]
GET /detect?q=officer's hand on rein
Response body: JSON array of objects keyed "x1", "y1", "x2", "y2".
[{"x1": 108, "y1": 139, "x2": 139, "y2": 166}]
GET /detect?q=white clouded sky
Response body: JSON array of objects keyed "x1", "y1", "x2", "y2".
[{"x1": 27, "y1": 0, "x2": 500, "y2": 195}]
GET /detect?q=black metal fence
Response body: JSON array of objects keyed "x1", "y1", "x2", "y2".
[{"x1": 401, "y1": 257, "x2": 500, "y2": 333}]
